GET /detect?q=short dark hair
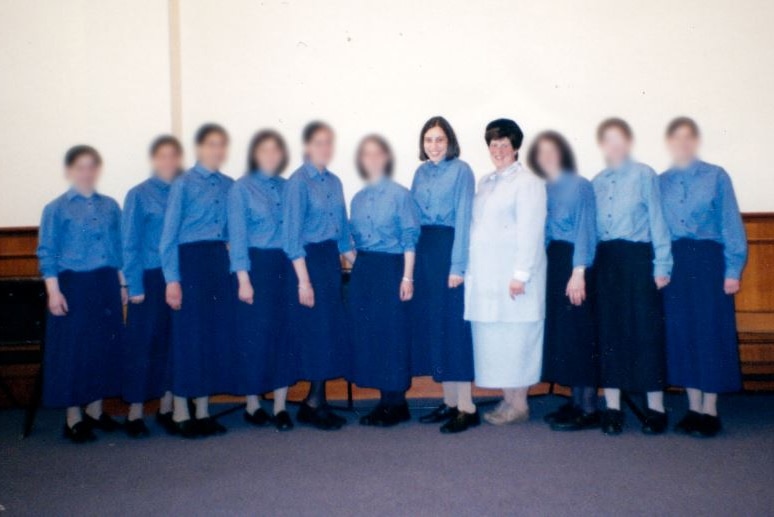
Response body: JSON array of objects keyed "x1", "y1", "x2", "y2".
[
  {"x1": 485, "y1": 118, "x2": 524, "y2": 159},
  {"x1": 195, "y1": 123, "x2": 229, "y2": 145},
  {"x1": 247, "y1": 129, "x2": 289, "y2": 174},
  {"x1": 596, "y1": 117, "x2": 633, "y2": 142},
  {"x1": 355, "y1": 134, "x2": 394, "y2": 180},
  {"x1": 666, "y1": 116, "x2": 700, "y2": 138},
  {"x1": 419, "y1": 116, "x2": 460, "y2": 161},
  {"x1": 149, "y1": 135, "x2": 183, "y2": 157},
  {"x1": 302, "y1": 120, "x2": 334, "y2": 144},
  {"x1": 527, "y1": 131, "x2": 577, "y2": 178},
  {"x1": 64, "y1": 145, "x2": 102, "y2": 167}
]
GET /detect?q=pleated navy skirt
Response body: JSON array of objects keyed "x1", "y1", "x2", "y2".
[
  {"x1": 664, "y1": 239, "x2": 741, "y2": 393},
  {"x1": 122, "y1": 268, "x2": 172, "y2": 403},
  {"x1": 542, "y1": 241, "x2": 598, "y2": 387},
  {"x1": 170, "y1": 241, "x2": 236, "y2": 397},
  {"x1": 348, "y1": 250, "x2": 411, "y2": 392},
  {"x1": 233, "y1": 248, "x2": 299, "y2": 394},
  {"x1": 287, "y1": 239, "x2": 347, "y2": 381},
  {"x1": 410, "y1": 225, "x2": 474, "y2": 382},
  {"x1": 595, "y1": 240, "x2": 666, "y2": 392},
  {"x1": 43, "y1": 267, "x2": 122, "y2": 407}
]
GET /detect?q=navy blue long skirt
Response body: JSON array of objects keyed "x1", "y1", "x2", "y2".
[
  {"x1": 664, "y1": 239, "x2": 741, "y2": 393},
  {"x1": 410, "y1": 225, "x2": 474, "y2": 382},
  {"x1": 348, "y1": 251, "x2": 411, "y2": 392},
  {"x1": 170, "y1": 241, "x2": 236, "y2": 397},
  {"x1": 287, "y1": 239, "x2": 347, "y2": 381},
  {"x1": 595, "y1": 240, "x2": 666, "y2": 392},
  {"x1": 234, "y1": 248, "x2": 299, "y2": 394},
  {"x1": 542, "y1": 241, "x2": 598, "y2": 387},
  {"x1": 122, "y1": 268, "x2": 171, "y2": 403},
  {"x1": 43, "y1": 267, "x2": 122, "y2": 407}
]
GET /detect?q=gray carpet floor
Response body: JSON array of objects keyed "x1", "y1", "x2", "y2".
[{"x1": 1, "y1": 394, "x2": 773, "y2": 516}]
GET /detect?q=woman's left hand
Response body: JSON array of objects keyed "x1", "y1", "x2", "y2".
[
  {"x1": 565, "y1": 269, "x2": 586, "y2": 306},
  {"x1": 724, "y1": 278, "x2": 741, "y2": 295},
  {"x1": 655, "y1": 276, "x2": 670, "y2": 289},
  {"x1": 509, "y1": 279, "x2": 525, "y2": 299},
  {"x1": 448, "y1": 274, "x2": 464, "y2": 288},
  {"x1": 400, "y1": 279, "x2": 414, "y2": 302}
]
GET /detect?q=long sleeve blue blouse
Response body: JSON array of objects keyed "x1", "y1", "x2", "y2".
[
  {"x1": 546, "y1": 173, "x2": 597, "y2": 268},
  {"x1": 349, "y1": 178, "x2": 420, "y2": 254}
]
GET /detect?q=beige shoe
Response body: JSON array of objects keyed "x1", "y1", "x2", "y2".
[{"x1": 484, "y1": 401, "x2": 529, "y2": 425}]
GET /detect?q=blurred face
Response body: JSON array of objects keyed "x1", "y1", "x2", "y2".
[
  {"x1": 359, "y1": 139, "x2": 389, "y2": 182},
  {"x1": 489, "y1": 137, "x2": 516, "y2": 171},
  {"x1": 152, "y1": 144, "x2": 183, "y2": 183},
  {"x1": 666, "y1": 125, "x2": 700, "y2": 167},
  {"x1": 598, "y1": 127, "x2": 632, "y2": 167},
  {"x1": 197, "y1": 132, "x2": 228, "y2": 170},
  {"x1": 305, "y1": 128, "x2": 334, "y2": 169},
  {"x1": 255, "y1": 138, "x2": 284, "y2": 176},
  {"x1": 66, "y1": 154, "x2": 101, "y2": 194},
  {"x1": 423, "y1": 125, "x2": 448, "y2": 163},
  {"x1": 535, "y1": 139, "x2": 562, "y2": 180}
]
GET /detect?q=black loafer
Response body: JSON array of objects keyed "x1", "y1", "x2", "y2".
[
  {"x1": 440, "y1": 410, "x2": 480, "y2": 434},
  {"x1": 156, "y1": 412, "x2": 177, "y2": 435},
  {"x1": 296, "y1": 403, "x2": 342, "y2": 431},
  {"x1": 419, "y1": 404, "x2": 459, "y2": 424},
  {"x1": 244, "y1": 408, "x2": 272, "y2": 427},
  {"x1": 63, "y1": 421, "x2": 97, "y2": 443},
  {"x1": 693, "y1": 414, "x2": 722, "y2": 438},
  {"x1": 544, "y1": 402, "x2": 575, "y2": 424},
  {"x1": 641, "y1": 409, "x2": 668, "y2": 435},
  {"x1": 174, "y1": 419, "x2": 199, "y2": 438},
  {"x1": 125, "y1": 418, "x2": 150, "y2": 438},
  {"x1": 360, "y1": 403, "x2": 411, "y2": 427},
  {"x1": 196, "y1": 417, "x2": 227, "y2": 437},
  {"x1": 674, "y1": 410, "x2": 703, "y2": 435},
  {"x1": 273, "y1": 410, "x2": 294, "y2": 432},
  {"x1": 601, "y1": 409, "x2": 624, "y2": 435},
  {"x1": 83, "y1": 413, "x2": 121, "y2": 432},
  {"x1": 551, "y1": 410, "x2": 602, "y2": 431}
]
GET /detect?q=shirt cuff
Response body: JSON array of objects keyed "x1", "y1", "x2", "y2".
[
  {"x1": 164, "y1": 270, "x2": 180, "y2": 283},
  {"x1": 724, "y1": 267, "x2": 742, "y2": 280},
  {"x1": 449, "y1": 264, "x2": 465, "y2": 277},
  {"x1": 653, "y1": 264, "x2": 672, "y2": 278},
  {"x1": 513, "y1": 269, "x2": 531, "y2": 282}
]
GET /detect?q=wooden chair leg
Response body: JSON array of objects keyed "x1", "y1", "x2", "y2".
[{"x1": 22, "y1": 366, "x2": 43, "y2": 438}]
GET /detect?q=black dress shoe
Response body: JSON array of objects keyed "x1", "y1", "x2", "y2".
[
  {"x1": 325, "y1": 406, "x2": 347, "y2": 427},
  {"x1": 125, "y1": 418, "x2": 150, "y2": 438},
  {"x1": 244, "y1": 408, "x2": 272, "y2": 427},
  {"x1": 693, "y1": 414, "x2": 722, "y2": 438},
  {"x1": 440, "y1": 410, "x2": 480, "y2": 434},
  {"x1": 173, "y1": 419, "x2": 199, "y2": 438},
  {"x1": 156, "y1": 412, "x2": 177, "y2": 435},
  {"x1": 641, "y1": 409, "x2": 668, "y2": 435},
  {"x1": 83, "y1": 413, "x2": 121, "y2": 432},
  {"x1": 63, "y1": 421, "x2": 97, "y2": 443},
  {"x1": 296, "y1": 403, "x2": 342, "y2": 431},
  {"x1": 551, "y1": 410, "x2": 602, "y2": 431},
  {"x1": 360, "y1": 403, "x2": 411, "y2": 427},
  {"x1": 674, "y1": 410, "x2": 703, "y2": 435},
  {"x1": 544, "y1": 401, "x2": 575, "y2": 424},
  {"x1": 601, "y1": 409, "x2": 624, "y2": 435},
  {"x1": 273, "y1": 410, "x2": 294, "y2": 432},
  {"x1": 419, "y1": 404, "x2": 459, "y2": 424},
  {"x1": 196, "y1": 417, "x2": 227, "y2": 437}
]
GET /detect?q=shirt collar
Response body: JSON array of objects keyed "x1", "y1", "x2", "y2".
[
  {"x1": 673, "y1": 159, "x2": 701, "y2": 175},
  {"x1": 607, "y1": 158, "x2": 633, "y2": 175},
  {"x1": 366, "y1": 177, "x2": 389, "y2": 193},
  {"x1": 303, "y1": 161, "x2": 329, "y2": 178},
  {"x1": 486, "y1": 161, "x2": 520, "y2": 182},
  {"x1": 250, "y1": 170, "x2": 281, "y2": 183},
  {"x1": 66, "y1": 188, "x2": 99, "y2": 201},
  {"x1": 425, "y1": 158, "x2": 454, "y2": 172},
  {"x1": 149, "y1": 174, "x2": 172, "y2": 189},
  {"x1": 193, "y1": 162, "x2": 219, "y2": 178}
]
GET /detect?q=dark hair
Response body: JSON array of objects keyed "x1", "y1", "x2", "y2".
[
  {"x1": 355, "y1": 134, "x2": 394, "y2": 180},
  {"x1": 484, "y1": 118, "x2": 524, "y2": 160},
  {"x1": 527, "y1": 131, "x2": 577, "y2": 178},
  {"x1": 64, "y1": 145, "x2": 102, "y2": 167},
  {"x1": 302, "y1": 120, "x2": 334, "y2": 144},
  {"x1": 247, "y1": 129, "x2": 289, "y2": 174},
  {"x1": 666, "y1": 116, "x2": 700, "y2": 138},
  {"x1": 194, "y1": 123, "x2": 229, "y2": 145},
  {"x1": 596, "y1": 117, "x2": 633, "y2": 142},
  {"x1": 149, "y1": 135, "x2": 183, "y2": 157},
  {"x1": 419, "y1": 116, "x2": 460, "y2": 161}
]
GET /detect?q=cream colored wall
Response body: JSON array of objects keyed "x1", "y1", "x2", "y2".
[{"x1": 1, "y1": 0, "x2": 773, "y2": 226}]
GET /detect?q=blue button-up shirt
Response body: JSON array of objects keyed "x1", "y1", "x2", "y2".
[
  {"x1": 350, "y1": 178, "x2": 420, "y2": 254},
  {"x1": 122, "y1": 176, "x2": 172, "y2": 296},
  {"x1": 159, "y1": 164, "x2": 234, "y2": 282},
  {"x1": 546, "y1": 172, "x2": 597, "y2": 268},
  {"x1": 659, "y1": 160, "x2": 747, "y2": 279},
  {"x1": 282, "y1": 162, "x2": 352, "y2": 261},
  {"x1": 410, "y1": 158, "x2": 475, "y2": 276},
  {"x1": 592, "y1": 160, "x2": 673, "y2": 278},
  {"x1": 37, "y1": 189, "x2": 122, "y2": 278},
  {"x1": 228, "y1": 171, "x2": 286, "y2": 272}
]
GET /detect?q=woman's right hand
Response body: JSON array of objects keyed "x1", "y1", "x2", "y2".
[
  {"x1": 48, "y1": 290, "x2": 68, "y2": 316},
  {"x1": 129, "y1": 295, "x2": 146, "y2": 304},
  {"x1": 565, "y1": 268, "x2": 586, "y2": 306},
  {"x1": 166, "y1": 282, "x2": 183, "y2": 310},
  {"x1": 238, "y1": 279, "x2": 255, "y2": 305},
  {"x1": 299, "y1": 283, "x2": 315, "y2": 308}
]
